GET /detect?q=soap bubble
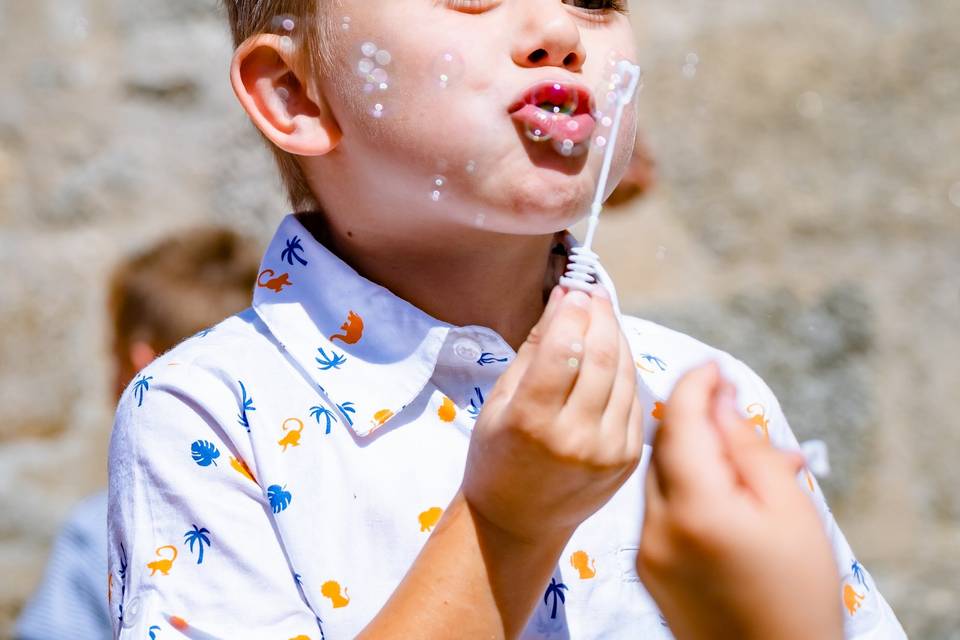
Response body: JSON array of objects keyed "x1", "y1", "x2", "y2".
[
  {"x1": 465, "y1": 160, "x2": 477, "y2": 174},
  {"x1": 341, "y1": 16, "x2": 351, "y2": 31},
  {"x1": 551, "y1": 137, "x2": 587, "y2": 158},
  {"x1": 430, "y1": 175, "x2": 447, "y2": 202},
  {"x1": 474, "y1": 213, "x2": 486, "y2": 227},
  {"x1": 432, "y1": 51, "x2": 464, "y2": 89},
  {"x1": 357, "y1": 42, "x2": 394, "y2": 118},
  {"x1": 272, "y1": 14, "x2": 296, "y2": 32},
  {"x1": 523, "y1": 109, "x2": 554, "y2": 142}
]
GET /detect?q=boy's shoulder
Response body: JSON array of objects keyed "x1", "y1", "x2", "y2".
[{"x1": 619, "y1": 313, "x2": 785, "y2": 421}]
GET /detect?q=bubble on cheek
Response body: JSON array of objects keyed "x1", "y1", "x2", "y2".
[
  {"x1": 341, "y1": 16, "x2": 351, "y2": 31},
  {"x1": 429, "y1": 175, "x2": 447, "y2": 202},
  {"x1": 465, "y1": 160, "x2": 477, "y2": 174},
  {"x1": 356, "y1": 41, "x2": 393, "y2": 118},
  {"x1": 589, "y1": 51, "x2": 642, "y2": 151},
  {"x1": 431, "y1": 51, "x2": 464, "y2": 89},
  {"x1": 474, "y1": 213, "x2": 486, "y2": 228}
]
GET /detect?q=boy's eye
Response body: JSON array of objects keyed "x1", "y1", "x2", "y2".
[{"x1": 563, "y1": 0, "x2": 628, "y2": 13}]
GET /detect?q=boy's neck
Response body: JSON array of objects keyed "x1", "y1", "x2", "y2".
[{"x1": 297, "y1": 212, "x2": 553, "y2": 352}]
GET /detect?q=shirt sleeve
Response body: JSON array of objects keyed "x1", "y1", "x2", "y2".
[
  {"x1": 107, "y1": 362, "x2": 320, "y2": 640},
  {"x1": 14, "y1": 492, "x2": 111, "y2": 640},
  {"x1": 730, "y1": 357, "x2": 908, "y2": 640}
]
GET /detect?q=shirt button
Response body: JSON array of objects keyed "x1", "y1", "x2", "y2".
[{"x1": 452, "y1": 337, "x2": 482, "y2": 363}]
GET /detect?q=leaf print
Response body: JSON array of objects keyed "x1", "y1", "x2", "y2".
[
  {"x1": 337, "y1": 401, "x2": 356, "y2": 426},
  {"x1": 132, "y1": 374, "x2": 153, "y2": 407},
  {"x1": 310, "y1": 405, "x2": 338, "y2": 434},
  {"x1": 117, "y1": 543, "x2": 127, "y2": 626},
  {"x1": 149, "y1": 625, "x2": 161, "y2": 640},
  {"x1": 268, "y1": 484, "x2": 292, "y2": 513},
  {"x1": 190, "y1": 440, "x2": 221, "y2": 467},
  {"x1": 477, "y1": 352, "x2": 509, "y2": 366},
  {"x1": 315, "y1": 347, "x2": 347, "y2": 371},
  {"x1": 467, "y1": 386, "x2": 484, "y2": 420},
  {"x1": 237, "y1": 380, "x2": 256, "y2": 431},
  {"x1": 438, "y1": 396, "x2": 456, "y2": 422},
  {"x1": 281, "y1": 235, "x2": 309, "y2": 266},
  {"x1": 183, "y1": 525, "x2": 211, "y2": 564},
  {"x1": 229, "y1": 456, "x2": 257, "y2": 484}
]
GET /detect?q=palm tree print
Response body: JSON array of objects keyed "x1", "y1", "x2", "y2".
[
  {"x1": 337, "y1": 401, "x2": 356, "y2": 426},
  {"x1": 183, "y1": 525, "x2": 211, "y2": 564},
  {"x1": 267, "y1": 484, "x2": 292, "y2": 513},
  {"x1": 117, "y1": 542, "x2": 128, "y2": 627},
  {"x1": 467, "y1": 386, "x2": 484, "y2": 420},
  {"x1": 310, "y1": 404, "x2": 338, "y2": 434},
  {"x1": 149, "y1": 625, "x2": 161, "y2": 640},
  {"x1": 237, "y1": 380, "x2": 256, "y2": 431},
  {"x1": 193, "y1": 327, "x2": 215, "y2": 338},
  {"x1": 281, "y1": 235, "x2": 309, "y2": 266},
  {"x1": 477, "y1": 352, "x2": 509, "y2": 366},
  {"x1": 851, "y1": 559, "x2": 869, "y2": 591},
  {"x1": 133, "y1": 374, "x2": 153, "y2": 407},
  {"x1": 639, "y1": 353, "x2": 668, "y2": 371},
  {"x1": 543, "y1": 577, "x2": 569, "y2": 619},
  {"x1": 316, "y1": 348, "x2": 347, "y2": 371}
]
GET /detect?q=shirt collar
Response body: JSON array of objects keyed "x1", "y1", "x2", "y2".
[{"x1": 252, "y1": 213, "x2": 623, "y2": 438}]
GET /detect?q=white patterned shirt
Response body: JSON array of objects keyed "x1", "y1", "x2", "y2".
[{"x1": 107, "y1": 212, "x2": 906, "y2": 639}]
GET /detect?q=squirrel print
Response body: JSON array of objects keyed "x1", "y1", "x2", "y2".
[
  {"x1": 146, "y1": 545, "x2": 178, "y2": 576},
  {"x1": 257, "y1": 269, "x2": 292, "y2": 293},
  {"x1": 329, "y1": 311, "x2": 364, "y2": 344},
  {"x1": 277, "y1": 418, "x2": 305, "y2": 452}
]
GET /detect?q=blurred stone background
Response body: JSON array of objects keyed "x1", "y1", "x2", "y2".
[{"x1": 0, "y1": 0, "x2": 956, "y2": 637}]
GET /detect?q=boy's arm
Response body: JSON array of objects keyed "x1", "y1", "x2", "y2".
[
  {"x1": 108, "y1": 368, "x2": 319, "y2": 639},
  {"x1": 358, "y1": 490, "x2": 570, "y2": 640},
  {"x1": 735, "y1": 360, "x2": 908, "y2": 639}
]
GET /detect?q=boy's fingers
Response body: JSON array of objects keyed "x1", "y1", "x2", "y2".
[
  {"x1": 512, "y1": 289, "x2": 592, "y2": 416},
  {"x1": 495, "y1": 286, "x2": 564, "y2": 400},
  {"x1": 652, "y1": 363, "x2": 730, "y2": 498},
  {"x1": 565, "y1": 290, "x2": 624, "y2": 427},
  {"x1": 716, "y1": 398, "x2": 805, "y2": 501}
]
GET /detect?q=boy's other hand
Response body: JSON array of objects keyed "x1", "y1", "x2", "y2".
[
  {"x1": 460, "y1": 285, "x2": 644, "y2": 545},
  {"x1": 637, "y1": 363, "x2": 843, "y2": 640}
]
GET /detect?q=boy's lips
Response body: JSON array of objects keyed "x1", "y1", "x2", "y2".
[{"x1": 508, "y1": 81, "x2": 596, "y2": 145}]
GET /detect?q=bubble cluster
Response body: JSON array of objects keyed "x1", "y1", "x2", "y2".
[
  {"x1": 431, "y1": 51, "x2": 464, "y2": 89},
  {"x1": 341, "y1": 16, "x2": 351, "y2": 31},
  {"x1": 590, "y1": 52, "x2": 642, "y2": 152},
  {"x1": 357, "y1": 41, "x2": 392, "y2": 118},
  {"x1": 521, "y1": 82, "x2": 581, "y2": 145},
  {"x1": 430, "y1": 175, "x2": 446, "y2": 202}
]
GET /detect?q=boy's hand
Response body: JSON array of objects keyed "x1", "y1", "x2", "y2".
[
  {"x1": 460, "y1": 285, "x2": 644, "y2": 544},
  {"x1": 637, "y1": 363, "x2": 843, "y2": 640}
]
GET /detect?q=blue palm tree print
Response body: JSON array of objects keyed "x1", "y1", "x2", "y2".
[
  {"x1": 132, "y1": 374, "x2": 153, "y2": 407},
  {"x1": 237, "y1": 380, "x2": 256, "y2": 431},
  {"x1": 477, "y1": 352, "x2": 509, "y2": 366},
  {"x1": 149, "y1": 625, "x2": 161, "y2": 640},
  {"x1": 316, "y1": 347, "x2": 347, "y2": 371},
  {"x1": 267, "y1": 484, "x2": 292, "y2": 513},
  {"x1": 281, "y1": 235, "x2": 309, "y2": 266},
  {"x1": 467, "y1": 386, "x2": 484, "y2": 420},
  {"x1": 117, "y1": 542, "x2": 128, "y2": 627},
  {"x1": 543, "y1": 577, "x2": 569, "y2": 619},
  {"x1": 183, "y1": 524, "x2": 211, "y2": 564},
  {"x1": 639, "y1": 353, "x2": 668, "y2": 371},
  {"x1": 851, "y1": 559, "x2": 869, "y2": 590},
  {"x1": 337, "y1": 401, "x2": 356, "y2": 426},
  {"x1": 193, "y1": 327, "x2": 215, "y2": 338},
  {"x1": 310, "y1": 404, "x2": 338, "y2": 434}
]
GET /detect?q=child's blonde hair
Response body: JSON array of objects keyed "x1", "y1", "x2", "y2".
[{"x1": 222, "y1": 0, "x2": 337, "y2": 212}]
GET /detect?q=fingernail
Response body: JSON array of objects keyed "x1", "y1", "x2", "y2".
[
  {"x1": 567, "y1": 290, "x2": 590, "y2": 308},
  {"x1": 547, "y1": 285, "x2": 563, "y2": 307},
  {"x1": 718, "y1": 382, "x2": 738, "y2": 421}
]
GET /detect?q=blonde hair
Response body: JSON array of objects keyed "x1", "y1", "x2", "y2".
[{"x1": 222, "y1": 0, "x2": 336, "y2": 212}]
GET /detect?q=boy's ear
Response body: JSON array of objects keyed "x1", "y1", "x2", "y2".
[{"x1": 230, "y1": 34, "x2": 341, "y2": 156}]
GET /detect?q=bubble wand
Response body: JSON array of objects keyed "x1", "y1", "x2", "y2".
[{"x1": 559, "y1": 60, "x2": 642, "y2": 292}]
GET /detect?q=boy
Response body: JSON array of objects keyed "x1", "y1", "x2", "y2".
[
  {"x1": 107, "y1": 1, "x2": 906, "y2": 638},
  {"x1": 16, "y1": 227, "x2": 259, "y2": 640}
]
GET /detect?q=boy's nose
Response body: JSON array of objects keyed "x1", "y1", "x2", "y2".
[{"x1": 511, "y1": 1, "x2": 586, "y2": 72}]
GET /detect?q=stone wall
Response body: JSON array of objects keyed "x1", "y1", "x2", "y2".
[{"x1": 1, "y1": 0, "x2": 956, "y2": 637}]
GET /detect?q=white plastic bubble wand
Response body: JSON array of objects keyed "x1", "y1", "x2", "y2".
[{"x1": 559, "y1": 60, "x2": 643, "y2": 292}]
